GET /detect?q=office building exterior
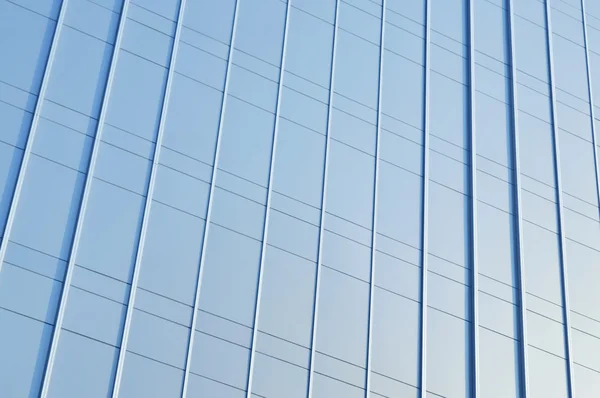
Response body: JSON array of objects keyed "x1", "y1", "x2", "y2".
[{"x1": 1, "y1": 0, "x2": 600, "y2": 397}]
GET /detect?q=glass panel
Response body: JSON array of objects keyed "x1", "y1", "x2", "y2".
[
  {"x1": 0, "y1": 308, "x2": 53, "y2": 397},
  {"x1": 370, "y1": 287, "x2": 420, "y2": 387},
  {"x1": 426, "y1": 308, "x2": 471, "y2": 398},
  {"x1": 528, "y1": 347, "x2": 569, "y2": 398},
  {"x1": 315, "y1": 267, "x2": 369, "y2": 371},
  {"x1": 46, "y1": 330, "x2": 119, "y2": 398}
]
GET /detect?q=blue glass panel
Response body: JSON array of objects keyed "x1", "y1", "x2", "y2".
[
  {"x1": 190, "y1": 331, "x2": 250, "y2": 390},
  {"x1": 218, "y1": 97, "x2": 275, "y2": 187},
  {"x1": 428, "y1": 182, "x2": 470, "y2": 268},
  {"x1": 257, "y1": 246, "x2": 315, "y2": 347},
  {"x1": 46, "y1": 330, "x2": 118, "y2": 398},
  {"x1": 126, "y1": 309, "x2": 189, "y2": 368},
  {"x1": 479, "y1": 328, "x2": 521, "y2": 398},
  {"x1": 75, "y1": 179, "x2": 145, "y2": 282},
  {"x1": 0, "y1": 309, "x2": 52, "y2": 398},
  {"x1": 105, "y1": 51, "x2": 168, "y2": 141},
  {"x1": 326, "y1": 140, "x2": 375, "y2": 229},
  {"x1": 370, "y1": 287, "x2": 420, "y2": 387},
  {"x1": 312, "y1": 373, "x2": 364, "y2": 398},
  {"x1": 334, "y1": 30, "x2": 380, "y2": 110},
  {"x1": 44, "y1": 27, "x2": 113, "y2": 116},
  {"x1": 63, "y1": 0, "x2": 120, "y2": 44},
  {"x1": 0, "y1": 1, "x2": 56, "y2": 93},
  {"x1": 293, "y1": 0, "x2": 337, "y2": 23},
  {"x1": 426, "y1": 308, "x2": 471, "y2": 398},
  {"x1": 61, "y1": 287, "x2": 125, "y2": 345},
  {"x1": 161, "y1": 73, "x2": 223, "y2": 165},
  {"x1": 234, "y1": 0, "x2": 286, "y2": 66},
  {"x1": 251, "y1": 353, "x2": 309, "y2": 398},
  {"x1": 118, "y1": 352, "x2": 184, "y2": 397},
  {"x1": 286, "y1": 7, "x2": 334, "y2": 88},
  {"x1": 315, "y1": 267, "x2": 369, "y2": 367},
  {"x1": 183, "y1": 0, "x2": 235, "y2": 42},
  {"x1": 528, "y1": 347, "x2": 569, "y2": 398},
  {"x1": 10, "y1": 156, "x2": 85, "y2": 259},
  {"x1": 198, "y1": 224, "x2": 261, "y2": 326},
  {"x1": 137, "y1": 201, "x2": 205, "y2": 305}
]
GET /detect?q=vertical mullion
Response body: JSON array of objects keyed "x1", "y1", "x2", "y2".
[
  {"x1": 0, "y1": 0, "x2": 69, "y2": 274},
  {"x1": 419, "y1": 0, "x2": 432, "y2": 397},
  {"x1": 365, "y1": 1, "x2": 386, "y2": 396},
  {"x1": 581, "y1": 0, "x2": 600, "y2": 219},
  {"x1": 467, "y1": 0, "x2": 479, "y2": 397},
  {"x1": 180, "y1": 1, "x2": 240, "y2": 395},
  {"x1": 110, "y1": 1, "x2": 187, "y2": 396},
  {"x1": 506, "y1": 0, "x2": 531, "y2": 396},
  {"x1": 543, "y1": 1, "x2": 575, "y2": 396},
  {"x1": 38, "y1": 1, "x2": 132, "y2": 396},
  {"x1": 244, "y1": 0, "x2": 292, "y2": 396},
  {"x1": 306, "y1": 0, "x2": 340, "y2": 396}
]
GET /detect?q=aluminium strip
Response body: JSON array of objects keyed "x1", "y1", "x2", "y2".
[
  {"x1": 39, "y1": 1, "x2": 133, "y2": 396},
  {"x1": 543, "y1": 1, "x2": 575, "y2": 396},
  {"x1": 0, "y1": 0, "x2": 69, "y2": 276},
  {"x1": 110, "y1": 1, "x2": 188, "y2": 396},
  {"x1": 467, "y1": 0, "x2": 480, "y2": 397},
  {"x1": 419, "y1": 0, "x2": 432, "y2": 397},
  {"x1": 180, "y1": 1, "x2": 241, "y2": 396},
  {"x1": 364, "y1": 1, "x2": 386, "y2": 397},
  {"x1": 506, "y1": 0, "x2": 531, "y2": 396},
  {"x1": 306, "y1": 0, "x2": 341, "y2": 396},
  {"x1": 580, "y1": 1, "x2": 600, "y2": 220},
  {"x1": 244, "y1": 1, "x2": 292, "y2": 396}
]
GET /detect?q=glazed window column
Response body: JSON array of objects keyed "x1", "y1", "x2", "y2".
[
  {"x1": 0, "y1": 0, "x2": 66, "y2": 249},
  {"x1": 232, "y1": 0, "x2": 339, "y2": 397},
  {"x1": 0, "y1": 1, "x2": 70, "y2": 396},
  {"x1": 244, "y1": 0, "x2": 292, "y2": 396},
  {"x1": 308, "y1": 0, "x2": 384, "y2": 396},
  {"x1": 510, "y1": 0, "x2": 574, "y2": 396},
  {"x1": 360, "y1": 0, "x2": 429, "y2": 397},
  {"x1": 36, "y1": 1, "x2": 190, "y2": 396},
  {"x1": 365, "y1": 0, "x2": 386, "y2": 396},
  {"x1": 306, "y1": 1, "x2": 341, "y2": 397},
  {"x1": 180, "y1": 0, "x2": 291, "y2": 396},
  {"x1": 507, "y1": 0, "x2": 532, "y2": 396},
  {"x1": 474, "y1": 0, "x2": 528, "y2": 396},
  {"x1": 424, "y1": 0, "x2": 474, "y2": 396},
  {"x1": 544, "y1": 0, "x2": 576, "y2": 396},
  {"x1": 109, "y1": 1, "x2": 188, "y2": 396},
  {"x1": 553, "y1": 0, "x2": 600, "y2": 394}
]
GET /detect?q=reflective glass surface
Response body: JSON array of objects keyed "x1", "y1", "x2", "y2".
[{"x1": 1, "y1": 0, "x2": 600, "y2": 397}]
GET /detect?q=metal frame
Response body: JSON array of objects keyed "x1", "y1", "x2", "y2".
[
  {"x1": 244, "y1": 1, "x2": 292, "y2": 396},
  {"x1": 506, "y1": 0, "x2": 531, "y2": 396},
  {"x1": 581, "y1": 0, "x2": 600, "y2": 220},
  {"x1": 365, "y1": 1, "x2": 386, "y2": 396},
  {"x1": 110, "y1": 1, "x2": 187, "y2": 396},
  {"x1": 306, "y1": 0, "x2": 340, "y2": 396},
  {"x1": 38, "y1": 1, "x2": 132, "y2": 396},
  {"x1": 0, "y1": 0, "x2": 69, "y2": 275},
  {"x1": 543, "y1": 1, "x2": 575, "y2": 396},
  {"x1": 467, "y1": 0, "x2": 480, "y2": 396},
  {"x1": 180, "y1": 1, "x2": 241, "y2": 395},
  {"x1": 419, "y1": 0, "x2": 432, "y2": 397}
]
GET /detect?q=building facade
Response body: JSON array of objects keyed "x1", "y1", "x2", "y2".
[{"x1": 1, "y1": 0, "x2": 600, "y2": 397}]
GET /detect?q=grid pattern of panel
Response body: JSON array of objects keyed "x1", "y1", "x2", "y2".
[{"x1": 1, "y1": 0, "x2": 600, "y2": 397}]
